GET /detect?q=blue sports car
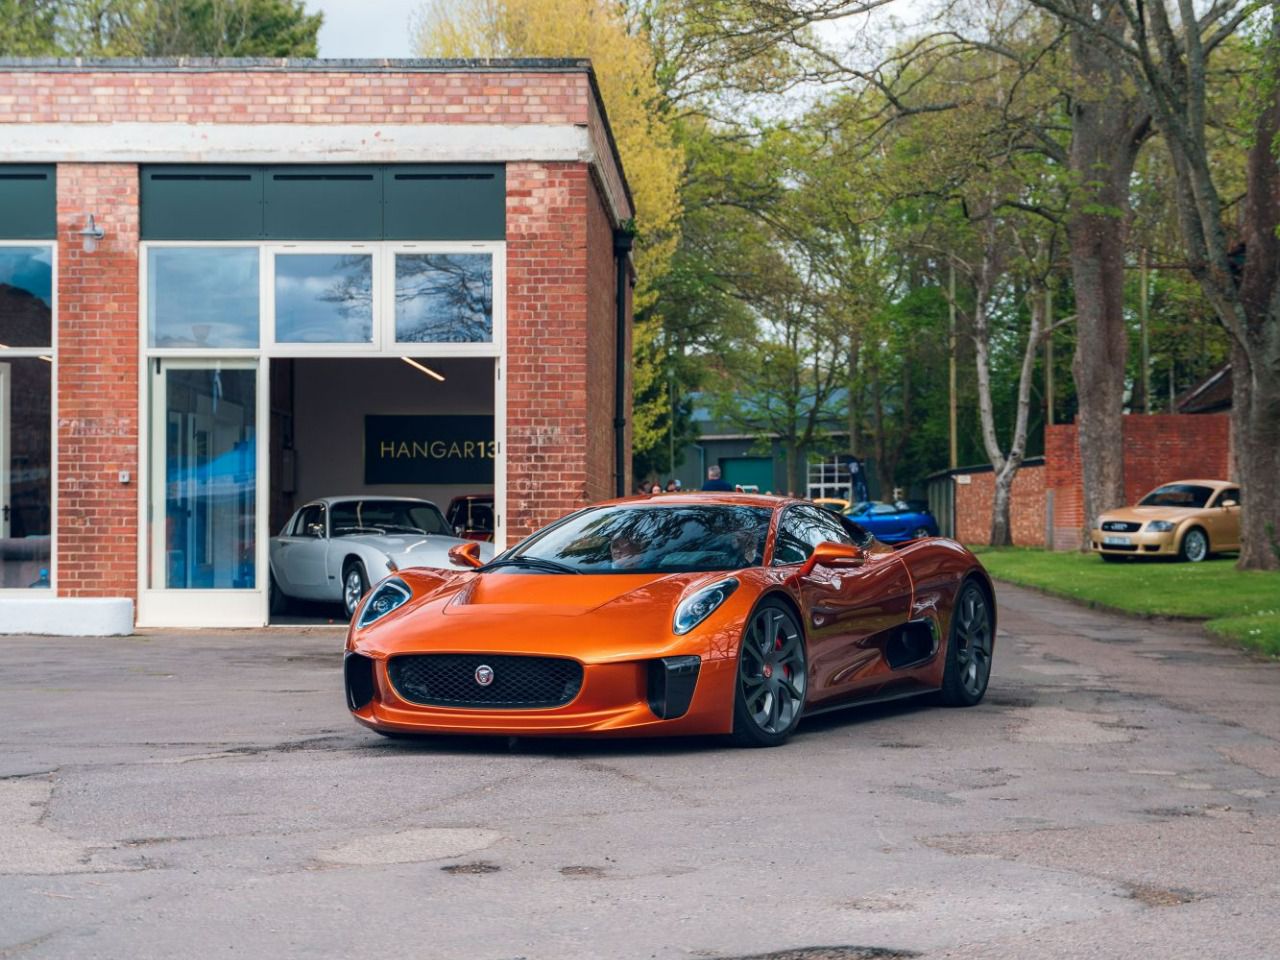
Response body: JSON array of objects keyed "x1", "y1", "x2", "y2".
[{"x1": 842, "y1": 500, "x2": 939, "y2": 542}]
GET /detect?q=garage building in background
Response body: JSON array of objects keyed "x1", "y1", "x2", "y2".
[{"x1": 0, "y1": 57, "x2": 634, "y2": 631}]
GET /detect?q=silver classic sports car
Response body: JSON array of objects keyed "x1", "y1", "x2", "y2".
[{"x1": 269, "y1": 496, "x2": 496, "y2": 618}]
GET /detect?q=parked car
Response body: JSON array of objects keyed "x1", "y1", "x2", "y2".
[
  {"x1": 1091, "y1": 479, "x2": 1240, "y2": 562},
  {"x1": 812, "y1": 497, "x2": 851, "y2": 514},
  {"x1": 343, "y1": 494, "x2": 995, "y2": 746},
  {"x1": 446, "y1": 494, "x2": 495, "y2": 542},
  {"x1": 270, "y1": 496, "x2": 496, "y2": 618},
  {"x1": 842, "y1": 500, "x2": 939, "y2": 542}
]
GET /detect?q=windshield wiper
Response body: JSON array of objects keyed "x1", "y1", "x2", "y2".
[{"x1": 478, "y1": 556, "x2": 583, "y2": 575}]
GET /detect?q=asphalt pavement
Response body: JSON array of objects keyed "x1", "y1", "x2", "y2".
[{"x1": 2, "y1": 583, "x2": 1278, "y2": 960}]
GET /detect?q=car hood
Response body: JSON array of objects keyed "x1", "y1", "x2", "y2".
[
  {"x1": 1100, "y1": 506, "x2": 1203, "y2": 523},
  {"x1": 338, "y1": 533, "x2": 495, "y2": 569},
  {"x1": 440, "y1": 570, "x2": 721, "y2": 617}
]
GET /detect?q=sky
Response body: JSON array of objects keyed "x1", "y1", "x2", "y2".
[{"x1": 314, "y1": 0, "x2": 420, "y2": 58}]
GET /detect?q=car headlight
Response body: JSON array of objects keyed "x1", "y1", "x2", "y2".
[
  {"x1": 673, "y1": 578, "x2": 739, "y2": 635},
  {"x1": 1146, "y1": 520, "x2": 1176, "y2": 532},
  {"x1": 357, "y1": 577, "x2": 412, "y2": 627}
]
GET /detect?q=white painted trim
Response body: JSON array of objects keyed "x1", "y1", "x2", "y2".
[
  {"x1": 0, "y1": 597, "x2": 133, "y2": 636},
  {"x1": 5, "y1": 122, "x2": 594, "y2": 164}
]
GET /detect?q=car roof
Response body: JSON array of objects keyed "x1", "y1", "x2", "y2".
[{"x1": 1149, "y1": 479, "x2": 1235, "y2": 489}]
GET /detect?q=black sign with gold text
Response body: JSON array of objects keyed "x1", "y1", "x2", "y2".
[{"x1": 364, "y1": 415, "x2": 495, "y2": 485}]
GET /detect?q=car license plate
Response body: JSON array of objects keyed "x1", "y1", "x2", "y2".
[{"x1": 1103, "y1": 535, "x2": 1131, "y2": 546}]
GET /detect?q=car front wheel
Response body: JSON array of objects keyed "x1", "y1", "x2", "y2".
[
  {"x1": 939, "y1": 580, "x2": 993, "y2": 706},
  {"x1": 342, "y1": 561, "x2": 369, "y2": 619},
  {"x1": 1179, "y1": 527, "x2": 1209, "y2": 563},
  {"x1": 732, "y1": 600, "x2": 807, "y2": 747}
]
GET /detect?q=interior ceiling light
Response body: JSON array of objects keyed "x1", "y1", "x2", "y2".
[
  {"x1": 38, "y1": 355, "x2": 52, "y2": 363},
  {"x1": 400, "y1": 357, "x2": 445, "y2": 382}
]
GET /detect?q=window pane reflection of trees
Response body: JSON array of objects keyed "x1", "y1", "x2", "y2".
[
  {"x1": 275, "y1": 254, "x2": 373, "y2": 343},
  {"x1": 395, "y1": 253, "x2": 492, "y2": 343}
]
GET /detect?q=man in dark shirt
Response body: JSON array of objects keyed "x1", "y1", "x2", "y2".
[{"x1": 701, "y1": 465, "x2": 733, "y2": 491}]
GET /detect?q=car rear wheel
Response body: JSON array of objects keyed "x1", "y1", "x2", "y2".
[
  {"x1": 732, "y1": 600, "x2": 807, "y2": 747},
  {"x1": 912, "y1": 526, "x2": 930, "y2": 538},
  {"x1": 342, "y1": 561, "x2": 368, "y2": 619},
  {"x1": 939, "y1": 581, "x2": 993, "y2": 707},
  {"x1": 1179, "y1": 527, "x2": 1209, "y2": 563}
]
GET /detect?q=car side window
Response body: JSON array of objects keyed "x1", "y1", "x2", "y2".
[
  {"x1": 1218, "y1": 488, "x2": 1241, "y2": 506},
  {"x1": 292, "y1": 504, "x2": 325, "y2": 538},
  {"x1": 772, "y1": 505, "x2": 853, "y2": 565}
]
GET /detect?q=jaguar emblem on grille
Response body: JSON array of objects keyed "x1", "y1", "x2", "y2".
[{"x1": 474, "y1": 664, "x2": 494, "y2": 687}]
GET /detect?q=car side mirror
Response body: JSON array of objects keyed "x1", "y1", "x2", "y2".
[
  {"x1": 800, "y1": 541, "x2": 865, "y2": 577},
  {"x1": 1221, "y1": 499, "x2": 1238, "y2": 508},
  {"x1": 306, "y1": 522, "x2": 325, "y2": 538},
  {"x1": 448, "y1": 542, "x2": 484, "y2": 569}
]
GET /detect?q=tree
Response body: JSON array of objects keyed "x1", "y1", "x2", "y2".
[
  {"x1": 0, "y1": 0, "x2": 58, "y2": 54},
  {"x1": 413, "y1": 0, "x2": 685, "y2": 479},
  {"x1": 1023, "y1": 0, "x2": 1280, "y2": 568}
]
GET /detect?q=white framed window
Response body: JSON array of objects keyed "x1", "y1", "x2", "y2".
[
  {"x1": 0, "y1": 240, "x2": 56, "y2": 591},
  {"x1": 806, "y1": 455, "x2": 851, "y2": 502}
]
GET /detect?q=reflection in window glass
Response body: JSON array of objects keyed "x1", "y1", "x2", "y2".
[
  {"x1": 149, "y1": 248, "x2": 259, "y2": 348},
  {"x1": 0, "y1": 358, "x2": 52, "y2": 587},
  {"x1": 162, "y1": 367, "x2": 256, "y2": 589},
  {"x1": 395, "y1": 253, "x2": 492, "y2": 343},
  {"x1": 274, "y1": 253, "x2": 373, "y2": 343},
  {"x1": 0, "y1": 246, "x2": 53, "y2": 348}
]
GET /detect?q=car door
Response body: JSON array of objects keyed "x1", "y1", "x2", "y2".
[
  {"x1": 276, "y1": 503, "x2": 329, "y2": 599},
  {"x1": 775, "y1": 504, "x2": 914, "y2": 707},
  {"x1": 1208, "y1": 487, "x2": 1242, "y2": 550}
]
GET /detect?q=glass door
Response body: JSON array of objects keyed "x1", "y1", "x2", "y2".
[{"x1": 142, "y1": 359, "x2": 265, "y2": 626}]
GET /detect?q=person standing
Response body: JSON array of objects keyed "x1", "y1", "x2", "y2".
[{"x1": 702, "y1": 465, "x2": 733, "y2": 492}]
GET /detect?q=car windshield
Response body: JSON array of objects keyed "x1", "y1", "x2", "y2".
[
  {"x1": 1139, "y1": 484, "x2": 1214, "y2": 509},
  {"x1": 330, "y1": 500, "x2": 451, "y2": 536},
  {"x1": 497, "y1": 504, "x2": 774, "y2": 574}
]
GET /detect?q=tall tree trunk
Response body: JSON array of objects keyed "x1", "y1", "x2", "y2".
[
  {"x1": 847, "y1": 334, "x2": 861, "y2": 457},
  {"x1": 1064, "y1": 17, "x2": 1148, "y2": 545},
  {"x1": 1236, "y1": 67, "x2": 1280, "y2": 569}
]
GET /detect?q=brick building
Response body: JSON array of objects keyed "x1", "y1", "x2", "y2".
[
  {"x1": 0, "y1": 58, "x2": 634, "y2": 632},
  {"x1": 930, "y1": 415, "x2": 1232, "y2": 549}
]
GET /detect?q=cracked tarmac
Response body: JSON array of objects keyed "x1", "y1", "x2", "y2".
[{"x1": 1, "y1": 584, "x2": 1279, "y2": 959}]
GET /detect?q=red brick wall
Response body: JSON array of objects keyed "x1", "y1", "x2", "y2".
[
  {"x1": 1045, "y1": 414, "x2": 1231, "y2": 549},
  {"x1": 55, "y1": 164, "x2": 139, "y2": 598},
  {"x1": 504, "y1": 162, "x2": 592, "y2": 542},
  {"x1": 0, "y1": 69, "x2": 591, "y2": 125},
  {"x1": 585, "y1": 177, "x2": 621, "y2": 501},
  {"x1": 953, "y1": 465, "x2": 1046, "y2": 546}
]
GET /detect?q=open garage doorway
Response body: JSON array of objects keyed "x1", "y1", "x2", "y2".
[{"x1": 267, "y1": 356, "x2": 499, "y2": 625}]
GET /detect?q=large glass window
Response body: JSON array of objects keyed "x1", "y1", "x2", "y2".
[
  {"x1": 0, "y1": 246, "x2": 53, "y2": 348},
  {"x1": 159, "y1": 366, "x2": 257, "y2": 589},
  {"x1": 0, "y1": 358, "x2": 52, "y2": 588},
  {"x1": 148, "y1": 247, "x2": 260, "y2": 348},
  {"x1": 395, "y1": 253, "x2": 493, "y2": 343},
  {"x1": 274, "y1": 253, "x2": 373, "y2": 344}
]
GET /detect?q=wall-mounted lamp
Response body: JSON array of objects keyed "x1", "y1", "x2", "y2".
[
  {"x1": 78, "y1": 214, "x2": 105, "y2": 253},
  {"x1": 401, "y1": 356, "x2": 445, "y2": 382}
]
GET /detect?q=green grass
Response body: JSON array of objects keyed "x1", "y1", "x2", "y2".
[{"x1": 971, "y1": 547, "x2": 1280, "y2": 658}]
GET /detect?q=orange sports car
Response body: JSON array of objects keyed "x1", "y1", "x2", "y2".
[{"x1": 343, "y1": 494, "x2": 996, "y2": 746}]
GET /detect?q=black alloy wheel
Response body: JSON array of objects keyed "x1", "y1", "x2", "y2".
[
  {"x1": 732, "y1": 600, "x2": 807, "y2": 747},
  {"x1": 939, "y1": 580, "x2": 993, "y2": 707},
  {"x1": 343, "y1": 561, "x2": 369, "y2": 620},
  {"x1": 913, "y1": 526, "x2": 931, "y2": 538}
]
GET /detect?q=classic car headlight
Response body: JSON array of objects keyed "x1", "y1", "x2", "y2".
[
  {"x1": 673, "y1": 578, "x2": 739, "y2": 635},
  {"x1": 357, "y1": 577, "x2": 412, "y2": 627},
  {"x1": 1146, "y1": 520, "x2": 1176, "y2": 532}
]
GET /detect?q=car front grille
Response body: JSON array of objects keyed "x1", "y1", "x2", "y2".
[
  {"x1": 387, "y1": 654, "x2": 584, "y2": 709},
  {"x1": 1102, "y1": 520, "x2": 1142, "y2": 532}
]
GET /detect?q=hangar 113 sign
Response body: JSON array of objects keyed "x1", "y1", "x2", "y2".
[{"x1": 365, "y1": 415, "x2": 495, "y2": 485}]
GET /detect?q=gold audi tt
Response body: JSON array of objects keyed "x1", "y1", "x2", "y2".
[{"x1": 1091, "y1": 479, "x2": 1241, "y2": 562}]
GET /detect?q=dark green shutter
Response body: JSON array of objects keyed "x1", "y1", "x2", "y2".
[
  {"x1": 140, "y1": 166, "x2": 264, "y2": 240},
  {"x1": 0, "y1": 166, "x2": 56, "y2": 239},
  {"x1": 140, "y1": 164, "x2": 506, "y2": 241},
  {"x1": 384, "y1": 165, "x2": 505, "y2": 240}
]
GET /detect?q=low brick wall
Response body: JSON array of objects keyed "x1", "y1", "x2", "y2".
[{"x1": 953, "y1": 464, "x2": 1046, "y2": 546}]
